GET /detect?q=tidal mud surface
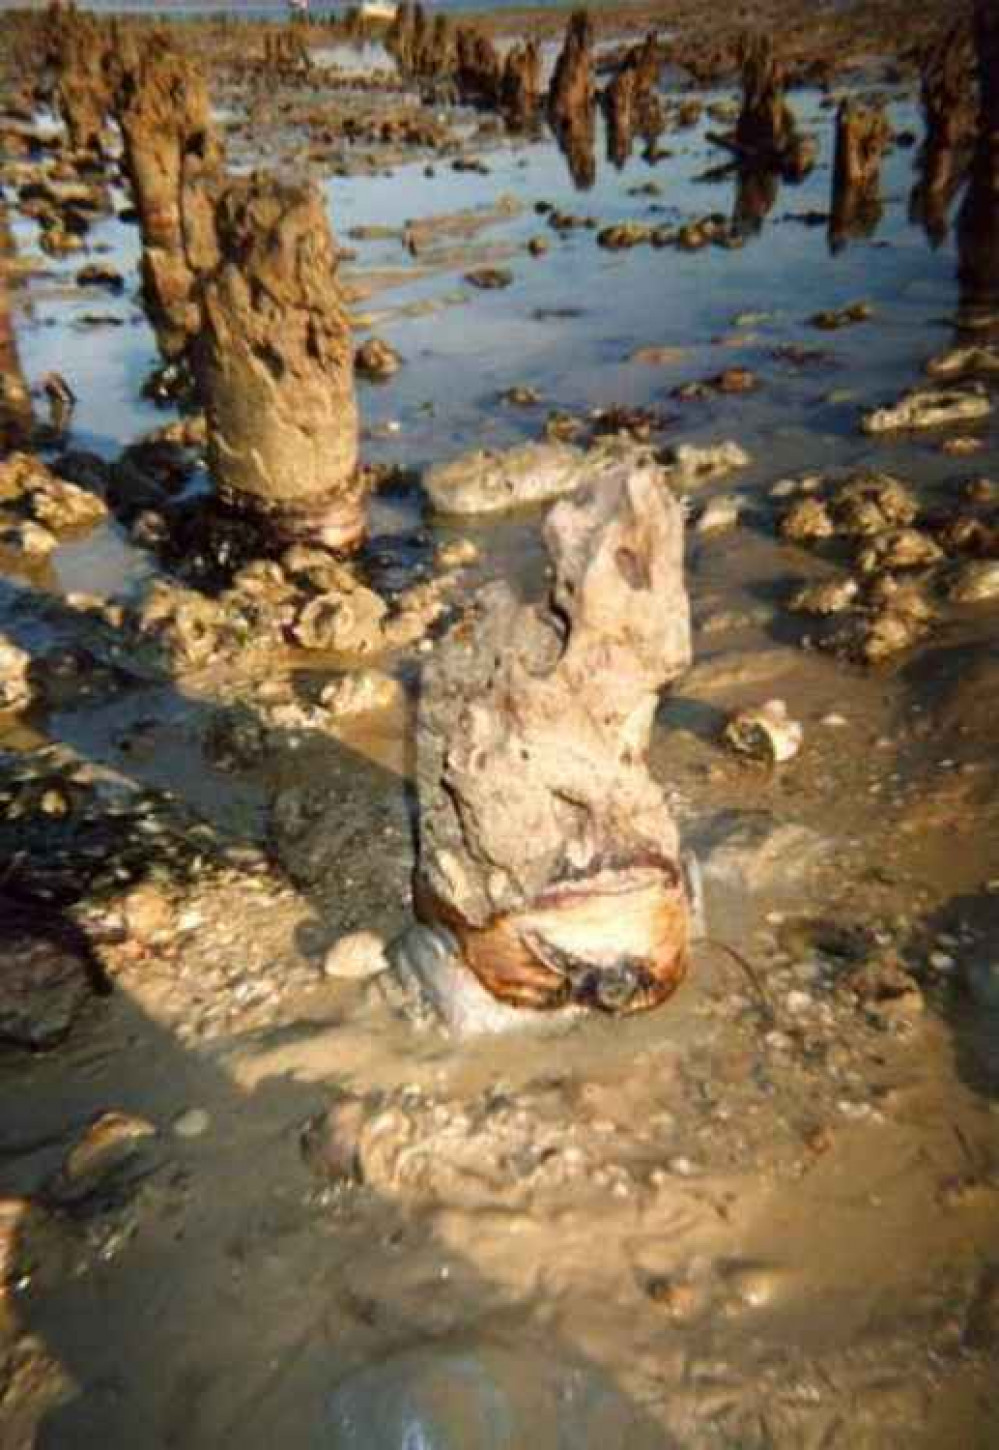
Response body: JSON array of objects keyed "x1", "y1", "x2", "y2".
[{"x1": 1, "y1": 2, "x2": 998, "y2": 1447}]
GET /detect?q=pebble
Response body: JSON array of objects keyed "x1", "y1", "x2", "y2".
[
  {"x1": 324, "y1": 930, "x2": 390, "y2": 981},
  {"x1": 786, "y1": 990, "x2": 813, "y2": 1015},
  {"x1": 929, "y1": 951, "x2": 956, "y2": 972},
  {"x1": 173, "y1": 1107, "x2": 210, "y2": 1139}
]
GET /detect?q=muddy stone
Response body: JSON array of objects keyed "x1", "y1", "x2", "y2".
[
  {"x1": 195, "y1": 175, "x2": 364, "y2": 548},
  {"x1": 413, "y1": 460, "x2": 691, "y2": 1016},
  {"x1": 0, "y1": 904, "x2": 98, "y2": 1050}
]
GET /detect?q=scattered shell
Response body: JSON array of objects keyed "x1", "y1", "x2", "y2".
[
  {"x1": 320, "y1": 670, "x2": 402, "y2": 716},
  {"x1": 724, "y1": 699, "x2": 803, "y2": 763}
]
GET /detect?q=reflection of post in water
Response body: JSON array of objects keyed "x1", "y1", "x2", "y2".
[
  {"x1": 558, "y1": 112, "x2": 597, "y2": 190},
  {"x1": 0, "y1": 205, "x2": 32, "y2": 451},
  {"x1": 602, "y1": 33, "x2": 660, "y2": 172},
  {"x1": 732, "y1": 164, "x2": 779, "y2": 237},
  {"x1": 909, "y1": 18, "x2": 975, "y2": 246},
  {"x1": 958, "y1": 0, "x2": 999, "y2": 314},
  {"x1": 828, "y1": 98, "x2": 889, "y2": 253}
]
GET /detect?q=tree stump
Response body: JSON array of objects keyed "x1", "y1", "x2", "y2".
[
  {"x1": 414, "y1": 461, "x2": 692, "y2": 1016},
  {"x1": 194, "y1": 174, "x2": 364, "y2": 549}
]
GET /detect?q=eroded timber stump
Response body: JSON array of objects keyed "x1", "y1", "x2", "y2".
[
  {"x1": 194, "y1": 174, "x2": 363, "y2": 549},
  {"x1": 414, "y1": 460, "x2": 692, "y2": 1016}
]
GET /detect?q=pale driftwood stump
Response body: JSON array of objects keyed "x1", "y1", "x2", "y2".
[{"x1": 414, "y1": 460, "x2": 692, "y2": 1016}]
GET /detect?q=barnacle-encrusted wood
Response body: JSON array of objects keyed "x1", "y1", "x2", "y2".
[
  {"x1": 829, "y1": 99, "x2": 890, "y2": 250},
  {"x1": 415, "y1": 462, "x2": 692, "y2": 1014},
  {"x1": 195, "y1": 174, "x2": 363, "y2": 548},
  {"x1": 114, "y1": 35, "x2": 222, "y2": 361},
  {"x1": 0, "y1": 209, "x2": 32, "y2": 450},
  {"x1": 548, "y1": 10, "x2": 596, "y2": 189},
  {"x1": 959, "y1": 0, "x2": 999, "y2": 307},
  {"x1": 731, "y1": 33, "x2": 813, "y2": 179}
]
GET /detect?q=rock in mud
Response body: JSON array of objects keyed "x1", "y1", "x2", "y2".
[
  {"x1": 324, "y1": 930, "x2": 389, "y2": 981},
  {"x1": 47, "y1": 1111, "x2": 160, "y2": 1209},
  {"x1": 325, "y1": 1340, "x2": 664, "y2": 1450},
  {"x1": 0, "y1": 634, "x2": 31, "y2": 711},
  {"x1": 661, "y1": 440, "x2": 750, "y2": 489},
  {"x1": 196, "y1": 174, "x2": 364, "y2": 549},
  {"x1": 424, "y1": 438, "x2": 648, "y2": 516},
  {"x1": 861, "y1": 387, "x2": 991, "y2": 434},
  {"x1": 925, "y1": 343, "x2": 999, "y2": 380},
  {"x1": 948, "y1": 559, "x2": 999, "y2": 602},
  {"x1": 355, "y1": 338, "x2": 401, "y2": 382},
  {"x1": 413, "y1": 459, "x2": 692, "y2": 1017},
  {"x1": 0, "y1": 900, "x2": 102, "y2": 1050},
  {"x1": 292, "y1": 583, "x2": 387, "y2": 655},
  {"x1": 790, "y1": 576, "x2": 859, "y2": 615}
]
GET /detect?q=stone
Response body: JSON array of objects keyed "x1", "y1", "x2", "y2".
[
  {"x1": 424, "y1": 438, "x2": 648, "y2": 516},
  {"x1": 0, "y1": 900, "x2": 100, "y2": 1050},
  {"x1": 122, "y1": 883, "x2": 174, "y2": 941},
  {"x1": 949, "y1": 560, "x2": 999, "y2": 603},
  {"x1": 861, "y1": 388, "x2": 991, "y2": 434},
  {"x1": 0, "y1": 634, "x2": 31, "y2": 711},
  {"x1": 695, "y1": 495, "x2": 743, "y2": 534},
  {"x1": 661, "y1": 441, "x2": 750, "y2": 488},
  {"x1": 292, "y1": 585, "x2": 387, "y2": 655},
  {"x1": 355, "y1": 338, "x2": 402, "y2": 382},
  {"x1": 172, "y1": 1107, "x2": 210, "y2": 1139},
  {"x1": 412, "y1": 459, "x2": 691, "y2": 1017},
  {"x1": 324, "y1": 930, "x2": 390, "y2": 981},
  {"x1": 47, "y1": 1111, "x2": 159, "y2": 1207}
]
